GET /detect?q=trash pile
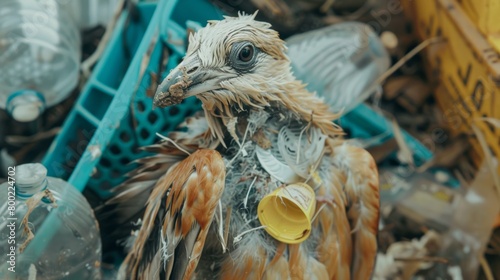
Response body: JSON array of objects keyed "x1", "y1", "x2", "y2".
[{"x1": 1, "y1": 0, "x2": 499, "y2": 279}]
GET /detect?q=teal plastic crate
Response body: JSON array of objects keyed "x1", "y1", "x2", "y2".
[
  {"x1": 43, "y1": 0, "x2": 224, "y2": 198},
  {"x1": 42, "y1": 0, "x2": 434, "y2": 199},
  {"x1": 338, "y1": 103, "x2": 433, "y2": 162}
]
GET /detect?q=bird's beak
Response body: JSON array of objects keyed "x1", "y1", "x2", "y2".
[{"x1": 153, "y1": 56, "x2": 234, "y2": 109}]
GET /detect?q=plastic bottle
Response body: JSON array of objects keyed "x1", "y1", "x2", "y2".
[
  {"x1": 0, "y1": 163, "x2": 101, "y2": 279},
  {"x1": 0, "y1": 0, "x2": 81, "y2": 122},
  {"x1": 378, "y1": 166, "x2": 460, "y2": 232},
  {"x1": 286, "y1": 21, "x2": 390, "y2": 114},
  {"x1": 438, "y1": 163, "x2": 500, "y2": 279}
]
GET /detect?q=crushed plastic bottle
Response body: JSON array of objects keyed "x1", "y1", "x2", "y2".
[
  {"x1": 379, "y1": 166, "x2": 460, "y2": 232},
  {"x1": 0, "y1": 163, "x2": 101, "y2": 279},
  {"x1": 0, "y1": 0, "x2": 81, "y2": 122},
  {"x1": 286, "y1": 21, "x2": 390, "y2": 114},
  {"x1": 437, "y1": 162, "x2": 500, "y2": 279}
]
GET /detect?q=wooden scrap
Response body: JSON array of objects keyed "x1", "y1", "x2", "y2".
[{"x1": 384, "y1": 76, "x2": 432, "y2": 113}]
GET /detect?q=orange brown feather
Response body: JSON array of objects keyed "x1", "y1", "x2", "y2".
[
  {"x1": 119, "y1": 149, "x2": 225, "y2": 280},
  {"x1": 330, "y1": 144, "x2": 380, "y2": 280}
]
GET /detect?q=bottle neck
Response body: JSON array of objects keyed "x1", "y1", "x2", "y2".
[
  {"x1": 16, "y1": 178, "x2": 49, "y2": 200},
  {"x1": 14, "y1": 163, "x2": 49, "y2": 200},
  {"x1": 6, "y1": 90, "x2": 46, "y2": 122}
]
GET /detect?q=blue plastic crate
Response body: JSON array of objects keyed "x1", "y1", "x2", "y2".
[
  {"x1": 43, "y1": 0, "x2": 433, "y2": 199},
  {"x1": 338, "y1": 104, "x2": 433, "y2": 163},
  {"x1": 43, "y1": 0, "x2": 223, "y2": 198}
]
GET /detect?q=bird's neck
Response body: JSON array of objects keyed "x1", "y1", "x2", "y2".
[
  {"x1": 201, "y1": 80, "x2": 344, "y2": 146},
  {"x1": 270, "y1": 80, "x2": 343, "y2": 138}
]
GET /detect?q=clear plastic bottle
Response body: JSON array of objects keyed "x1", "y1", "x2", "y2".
[
  {"x1": 0, "y1": 0, "x2": 81, "y2": 122},
  {"x1": 0, "y1": 163, "x2": 102, "y2": 279},
  {"x1": 286, "y1": 21, "x2": 390, "y2": 114},
  {"x1": 438, "y1": 163, "x2": 500, "y2": 279},
  {"x1": 378, "y1": 166, "x2": 460, "y2": 232}
]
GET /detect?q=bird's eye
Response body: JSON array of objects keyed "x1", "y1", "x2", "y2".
[
  {"x1": 230, "y1": 41, "x2": 258, "y2": 71},
  {"x1": 238, "y1": 45, "x2": 254, "y2": 62}
]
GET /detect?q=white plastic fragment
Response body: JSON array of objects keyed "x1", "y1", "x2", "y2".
[{"x1": 87, "y1": 145, "x2": 102, "y2": 160}]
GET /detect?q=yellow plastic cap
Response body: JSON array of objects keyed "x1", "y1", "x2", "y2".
[{"x1": 258, "y1": 183, "x2": 316, "y2": 244}]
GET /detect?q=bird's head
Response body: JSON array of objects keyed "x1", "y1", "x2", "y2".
[{"x1": 154, "y1": 12, "x2": 341, "y2": 141}]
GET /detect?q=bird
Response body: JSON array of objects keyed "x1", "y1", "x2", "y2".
[{"x1": 102, "y1": 11, "x2": 380, "y2": 280}]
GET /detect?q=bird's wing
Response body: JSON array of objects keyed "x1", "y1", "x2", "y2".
[
  {"x1": 96, "y1": 113, "x2": 218, "y2": 251},
  {"x1": 312, "y1": 168, "x2": 354, "y2": 280},
  {"x1": 119, "y1": 149, "x2": 226, "y2": 280},
  {"x1": 327, "y1": 142, "x2": 380, "y2": 280}
]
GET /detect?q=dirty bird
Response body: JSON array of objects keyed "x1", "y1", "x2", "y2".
[{"x1": 103, "y1": 12, "x2": 380, "y2": 280}]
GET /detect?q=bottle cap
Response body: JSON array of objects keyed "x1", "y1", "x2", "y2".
[
  {"x1": 258, "y1": 183, "x2": 316, "y2": 244},
  {"x1": 15, "y1": 163, "x2": 48, "y2": 198},
  {"x1": 6, "y1": 90, "x2": 46, "y2": 122},
  {"x1": 380, "y1": 31, "x2": 399, "y2": 51}
]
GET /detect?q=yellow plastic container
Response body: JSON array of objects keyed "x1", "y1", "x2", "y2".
[
  {"x1": 458, "y1": 0, "x2": 500, "y2": 53},
  {"x1": 258, "y1": 183, "x2": 316, "y2": 244},
  {"x1": 435, "y1": 85, "x2": 499, "y2": 171},
  {"x1": 403, "y1": 0, "x2": 500, "y2": 174}
]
